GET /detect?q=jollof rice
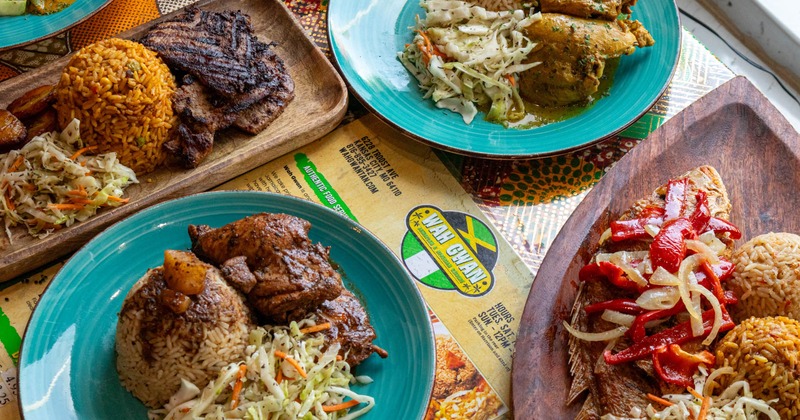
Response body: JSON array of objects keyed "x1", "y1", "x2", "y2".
[
  {"x1": 714, "y1": 316, "x2": 800, "y2": 419},
  {"x1": 53, "y1": 38, "x2": 177, "y2": 174},
  {"x1": 728, "y1": 232, "x2": 800, "y2": 321}
]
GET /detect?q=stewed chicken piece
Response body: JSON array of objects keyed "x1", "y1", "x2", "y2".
[
  {"x1": 188, "y1": 213, "x2": 344, "y2": 323},
  {"x1": 311, "y1": 290, "x2": 388, "y2": 367},
  {"x1": 518, "y1": 13, "x2": 654, "y2": 107}
]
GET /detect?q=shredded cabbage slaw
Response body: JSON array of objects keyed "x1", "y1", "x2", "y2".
[
  {"x1": 639, "y1": 366, "x2": 780, "y2": 420},
  {"x1": 0, "y1": 119, "x2": 137, "y2": 242},
  {"x1": 397, "y1": 0, "x2": 541, "y2": 125},
  {"x1": 151, "y1": 320, "x2": 374, "y2": 420}
]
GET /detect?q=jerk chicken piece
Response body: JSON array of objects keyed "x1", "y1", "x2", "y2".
[
  {"x1": 539, "y1": 0, "x2": 639, "y2": 21},
  {"x1": 311, "y1": 290, "x2": 388, "y2": 367},
  {"x1": 518, "y1": 13, "x2": 654, "y2": 107},
  {"x1": 188, "y1": 213, "x2": 344, "y2": 323}
]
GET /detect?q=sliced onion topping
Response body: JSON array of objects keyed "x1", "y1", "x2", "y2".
[
  {"x1": 636, "y1": 286, "x2": 681, "y2": 310},
  {"x1": 562, "y1": 321, "x2": 628, "y2": 342},
  {"x1": 601, "y1": 310, "x2": 636, "y2": 327}
]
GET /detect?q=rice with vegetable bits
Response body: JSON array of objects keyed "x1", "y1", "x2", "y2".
[
  {"x1": 728, "y1": 232, "x2": 800, "y2": 321},
  {"x1": 714, "y1": 316, "x2": 800, "y2": 419},
  {"x1": 53, "y1": 38, "x2": 177, "y2": 174}
]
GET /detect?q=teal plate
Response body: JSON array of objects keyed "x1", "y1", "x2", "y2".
[
  {"x1": 0, "y1": 0, "x2": 112, "y2": 51},
  {"x1": 19, "y1": 191, "x2": 434, "y2": 419},
  {"x1": 328, "y1": 0, "x2": 680, "y2": 158}
]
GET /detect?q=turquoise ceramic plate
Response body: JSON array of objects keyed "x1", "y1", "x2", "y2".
[
  {"x1": 19, "y1": 192, "x2": 434, "y2": 419},
  {"x1": 0, "y1": 0, "x2": 112, "y2": 51},
  {"x1": 328, "y1": 0, "x2": 680, "y2": 158}
]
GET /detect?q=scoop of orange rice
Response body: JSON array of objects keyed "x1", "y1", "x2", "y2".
[
  {"x1": 715, "y1": 316, "x2": 800, "y2": 419},
  {"x1": 54, "y1": 38, "x2": 177, "y2": 174}
]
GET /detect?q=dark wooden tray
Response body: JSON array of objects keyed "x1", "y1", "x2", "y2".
[
  {"x1": 511, "y1": 76, "x2": 800, "y2": 418},
  {"x1": 0, "y1": 0, "x2": 348, "y2": 282}
]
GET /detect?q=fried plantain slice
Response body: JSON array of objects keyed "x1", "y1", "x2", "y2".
[
  {"x1": 0, "y1": 109, "x2": 27, "y2": 153},
  {"x1": 25, "y1": 108, "x2": 57, "y2": 141},
  {"x1": 6, "y1": 84, "x2": 56, "y2": 120}
]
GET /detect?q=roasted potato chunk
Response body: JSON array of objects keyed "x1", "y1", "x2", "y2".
[
  {"x1": 163, "y1": 250, "x2": 210, "y2": 295},
  {"x1": 6, "y1": 85, "x2": 55, "y2": 120},
  {"x1": 0, "y1": 109, "x2": 27, "y2": 153},
  {"x1": 25, "y1": 108, "x2": 57, "y2": 141}
]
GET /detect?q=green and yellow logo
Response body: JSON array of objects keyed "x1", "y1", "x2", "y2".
[{"x1": 402, "y1": 205, "x2": 498, "y2": 297}]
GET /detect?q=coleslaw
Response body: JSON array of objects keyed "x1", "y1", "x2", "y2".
[
  {"x1": 397, "y1": 0, "x2": 541, "y2": 125},
  {"x1": 0, "y1": 119, "x2": 137, "y2": 242},
  {"x1": 151, "y1": 320, "x2": 374, "y2": 420}
]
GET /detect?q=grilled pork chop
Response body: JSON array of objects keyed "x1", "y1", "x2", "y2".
[
  {"x1": 142, "y1": 6, "x2": 274, "y2": 104},
  {"x1": 568, "y1": 166, "x2": 733, "y2": 418},
  {"x1": 141, "y1": 7, "x2": 295, "y2": 167},
  {"x1": 188, "y1": 213, "x2": 344, "y2": 323}
]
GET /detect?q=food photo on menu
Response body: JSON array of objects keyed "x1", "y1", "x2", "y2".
[{"x1": 0, "y1": 0, "x2": 799, "y2": 419}]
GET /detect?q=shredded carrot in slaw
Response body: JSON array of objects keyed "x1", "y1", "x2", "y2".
[
  {"x1": 299, "y1": 322, "x2": 331, "y2": 334},
  {"x1": 322, "y1": 399, "x2": 360, "y2": 413},
  {"x1": 697, "y1": 395, "x2": 711, "y2": 420},
  {"x1": 8, "y1": 155, "x2": 24, "y2": 172},
  {"x1": 646, "y1": 393, "x2": 674, "y2": 407},
  {"x1": 230, "y1": 364, "x2": 247, "y2": 409},
  {"x1": 69, "y1": 145, "x2": 97, "y2": 160},
  {"x1": 274, "y1": 350, "x2": 307, "y2": 378}
]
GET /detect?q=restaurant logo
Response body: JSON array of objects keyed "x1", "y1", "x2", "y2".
[{"x1": 402, "y1": 205, "x2": 497, "y2": 297}]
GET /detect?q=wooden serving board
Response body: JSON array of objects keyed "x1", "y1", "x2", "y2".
[
  {"x1": 0, "y1": 0, "x2": 347, "y2": 282},
  {"x1": 511, "y1": 76, "x2": 800, "y2": 418}
]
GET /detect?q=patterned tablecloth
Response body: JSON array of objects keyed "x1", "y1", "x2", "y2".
[
  {"x1": 0, "y1": 0, "x2": 735, "y2": 274},
  {"x1": 0, "y1": 0, "x2": 736, "y2": 418}
]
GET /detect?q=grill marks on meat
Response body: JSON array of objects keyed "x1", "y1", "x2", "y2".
[
  {"x1": 188, "y1": 213, "x2": 344, "y2": 323},
  {"x1": 141, "y1": 6, "x2": 295, "y2": 168},
  {"x1": 188, "y1": 213, "x2": 386, "y2": 366},
  {"x1": 142, "y1": 7, "x2": 270, "y2": 101}
]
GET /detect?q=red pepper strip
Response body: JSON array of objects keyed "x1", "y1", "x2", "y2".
[
  {"x1": 652, "y1": 344, "x2": 715, "y2": 387},
  {"x1": 689, "y1": 191, "x2": 711, "y2": 232},
  {"x1": 706, "y1": 217, "x2": 742, "y2": 240},
  {"x1": 650, "y1": 218, "x2": 696, "y2": 273},
  {"x1": 700, "y1": 261, "x2": 726, "y2": 303},
  {"x1": 628, "y1": 301, "x2": 686, "y2": 343},
  {"x1": 664, "y1": 178, "x2": 689, "y2": 221},
  {"x1": 584, "y1": 299, "x2": 645, "y2": 315},
  {"x1": 610, "y1": 207, "x2": 665, "y2": 242},
  {"x1": 724, "y1": 290, "x2": 738, "y2": 305},
  {"x1": 604, "y1": 307, "x2": 734, "y2": 364},
  {"x1": 709, "y1": 258, "x2": 735, "y2": 281},
  {"x1": 579, "y1": 262, "x2": 641, "y2": 291}
]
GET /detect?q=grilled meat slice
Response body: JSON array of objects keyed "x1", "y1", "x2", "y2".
[
  {"x1": 311, "y1": 290, "x2": 386, "y2": 367},
  {"x1": 233, "y1": 60, "x2": 295, "y2": 134},
  {"x1": 567, "y1": 166, "x2": 734, "y2": 418},
  {"x1": 143, "y1": 8, "x2": 295, "y2": 167},
  {"x1": 173, "y1": 75, "x2": 237, "y2": 133},
  {"x1": 188, "y1": 213, "x2": 344, "y2": 323},
  {"x1": 166, "y1": 75, "x2": 237, "y2": 168},
  {"x1": 164, "y1": 124, "x2": 214, "y2": 168},
  {"x1": 141, "y1": 6, "x2": 277, "y2": 106}
]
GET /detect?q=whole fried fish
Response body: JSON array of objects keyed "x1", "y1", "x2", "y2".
[{"x1": 567, "y1": 166, "x2": 733, "y2": 419}]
